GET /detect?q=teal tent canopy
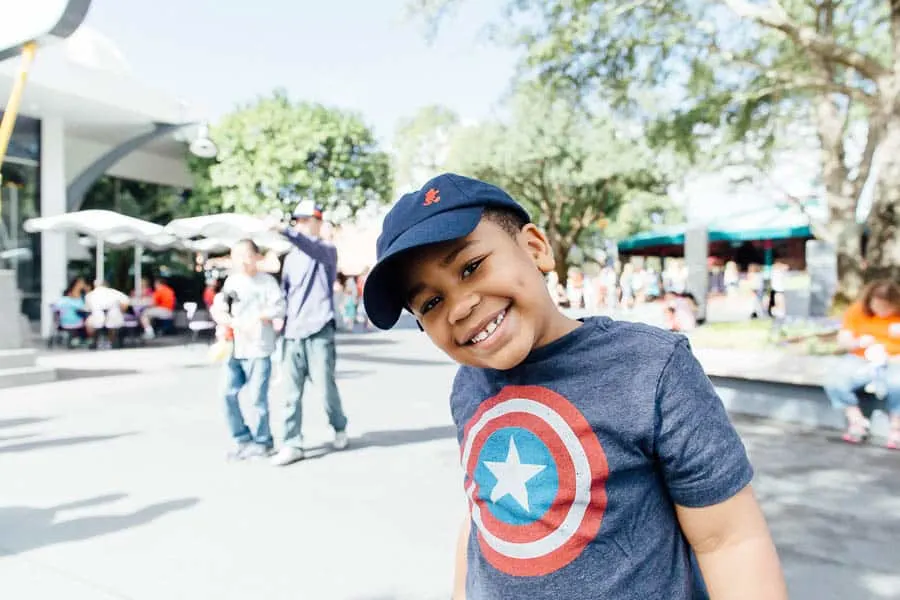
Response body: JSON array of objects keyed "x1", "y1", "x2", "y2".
[
  {"x1": 617, "y1": 205, "x2": 815, "y2": 253},
  {"x1": 617, "y1": 226, "x2": 686, "y2": 251}
]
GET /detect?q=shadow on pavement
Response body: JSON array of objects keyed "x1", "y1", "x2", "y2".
[
  {"x1": 0, "y1": 416, "x2": 49, "y2": 429},
  {"x1": 0, "y1": 433, "x2": 38, "y2": 443},
  {"x1": 55, "y1": 368, "x2": 142, "y2": 381},
  {"x1": 336, "y1": 369, "x2": 374, "y2": 380},
  {"x1": 733, "y1": 414, "x2": 900, "y2": 596},
  {"x1": 349, "y1": 424, "x2": 457, "y2": 450},
  {"x1": 0, "y1": 493, "x2": 199, "y2": 557},
  {"x1": 336, "y1": 335, "x2": 398, "y2": 347},
  {"x1": 0, "y1": 432, "x2": 135, "y2": 455},
  {"x1": 340, "y1": 352, "x2": 451, "y2": 368}
]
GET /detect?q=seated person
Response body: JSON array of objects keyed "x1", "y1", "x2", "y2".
[
  {"x1": 824, "y1": 279, "x2": 900, "y2": 449},
  {"x1": 84, "y1": 280, "x2": 130, "y2": 340},
  {"x1": 140, "y1": 278, "x2": 176, "y2": 338},
  {"x1": 130, "y1": 277, "x2": 154, "y2": 304},
  {"x1": 55, "y1": 278, "x2": 93, "y2": 339}
]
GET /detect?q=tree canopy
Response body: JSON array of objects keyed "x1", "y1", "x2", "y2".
[
  {"x1": 393, "y1": 105, "x2": 460, "y2": 194},
  {"x1": 446, "y1": 86, "x2": 672, "y2": 282},
  {"x1": 412, "y1": 0, "x2": 900, "y2": 298},
  {"x1": 188, "y1": 90, "x2": 393, "y2": 220}
]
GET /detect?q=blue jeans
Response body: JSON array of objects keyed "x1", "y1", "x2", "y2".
[
  {"x1": 282, "y1": 321, "x2": 347, "y2": 448},
  {"x1": 223, "y1": 356, "x2": 273, "y2": 447},
  {"x1": 823, "y1": 355, "x2": 900, "y2": 416}
]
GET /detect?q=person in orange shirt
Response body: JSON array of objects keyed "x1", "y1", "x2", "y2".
[
  {"x1": 140, "y1": 278, "x2": 177, "y2": 339},
  {"x1": 824, "y1": 279, "x2": 900, "y2": 449}
]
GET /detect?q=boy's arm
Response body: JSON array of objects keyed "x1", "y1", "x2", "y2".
[
  {"x1": 210, "y1": 284, "x2": 231, "y2": 325},
  {"x1": 676, "y1": 486, "x2": 787, "y2": 600},
  {"x1": 452, "y1": 515, "x2": 470, "y2": 600},
  {"x1": 654, "y1": 339, "x2": 787, "y2": 599}
]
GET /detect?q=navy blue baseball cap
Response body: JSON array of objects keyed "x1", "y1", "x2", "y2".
[{"x1": 363, "y1": 173, "x2": 531, "y2": 330}]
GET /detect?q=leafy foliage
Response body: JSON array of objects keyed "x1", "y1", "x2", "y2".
[
  {"x1": 446, "y1": 86, "x2": 672, "y2": 281},
  {"x1": 393, "y1": 105, "x2": 460, "y2": 194},
  {"x1": 411, "y1": 0, "x2": 900, "y2": 298},
  {"x1": 188, "y1": 90, "x2": 393, "y2": 219}
]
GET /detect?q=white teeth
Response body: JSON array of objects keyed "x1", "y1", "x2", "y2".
[{"x1": 469, "y1": 310, "x2": 506, "y2": 345}]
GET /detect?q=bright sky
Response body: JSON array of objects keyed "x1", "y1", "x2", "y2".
[
  {"x1": 83, "y1": 0, "x2": 518, "y2": 144},
  {"x1": 82, "y1": 0, "x2": 836, "y2": 223}
]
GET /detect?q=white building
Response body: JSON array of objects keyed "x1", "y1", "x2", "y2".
[{"x1": 0, "y1": 27, "x2": 201, "y2": 336}]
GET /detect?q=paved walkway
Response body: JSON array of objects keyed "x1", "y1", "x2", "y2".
[{"x1": 1, "y1": 329, "x2": 898, "y2": 599}]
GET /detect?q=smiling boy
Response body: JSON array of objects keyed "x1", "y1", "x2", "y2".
[{"x1": 363, "y1": 173, "x2": 787, "y2": 600}]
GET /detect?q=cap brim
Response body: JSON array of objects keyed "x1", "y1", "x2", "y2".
[{"x1": 363, "y1": 206, "x2": 484, "y2": 330}]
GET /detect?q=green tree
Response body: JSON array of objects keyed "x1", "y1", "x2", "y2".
[
  {"x1": 393, "y1": 105, "x2": 460, "y2": 193},
  {"x1": 413, "y1": 0, "x2": 900, "y2": 301},
  {"x1": 188, "y1": 90, "x2": 393, "y2": 219},
  {"x1": 446, "y1": 87, "x2": 671, "y2": 284}
]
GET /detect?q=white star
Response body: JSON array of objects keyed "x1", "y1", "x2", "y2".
[{"x1": 484, "y1": 436, "x2": 546, "y2": 513}]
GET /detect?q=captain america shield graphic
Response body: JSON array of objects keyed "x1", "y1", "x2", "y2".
[{"x1": 461, "y1": 385, "x2": 609, "y2": 577}]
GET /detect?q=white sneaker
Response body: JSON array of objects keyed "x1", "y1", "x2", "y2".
[
  {"x1": 269, "y1": 446, "x2": 305, "y2": 467},
  {"x1": 333, "y1": 431, "x2": 349, "y2": 450}
]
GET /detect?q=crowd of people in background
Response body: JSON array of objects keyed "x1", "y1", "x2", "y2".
[
  {"x1": 551, "y1": 258, "x2": 790, "y2": 316},
  {"x1": 51, "y1": 275, "x2": 181, "y2": 349},
  {"x1": 547, "y1": 257, "x2": 797, "y2": 333},
  {"x1": 333, "y1": 267, "x2": 370, "y2": 331},
  {"x1": 51, "y1": 223, "x2": 899, "y2": 454}
]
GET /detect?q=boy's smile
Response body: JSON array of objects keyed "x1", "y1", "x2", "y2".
[{"x1": 402, "y1": 218, "x2": 579, "y2": 370}]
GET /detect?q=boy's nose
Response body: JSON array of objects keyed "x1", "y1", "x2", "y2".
[{"x1": 447, "y1": 291, "x2": 480, "y2": 326}]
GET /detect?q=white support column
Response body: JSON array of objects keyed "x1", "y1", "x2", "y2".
[
  {"x1": 134, "y1": 244, "x2": 143, "y2": 297},
  {"x1": 685, "y1": 226, "x2": 709, "y2": 322},
  {"x1": 40, "y1": 116, "x2": 67, "y2": 338}
]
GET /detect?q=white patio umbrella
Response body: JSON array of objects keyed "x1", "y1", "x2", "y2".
[
  {"x1": 24, "y1": 210, "x2": 176, "y2": 295},
  {"x1": 165, "y1": 213, "x2": 270, "y2": 240},
  {"x1": 165, "y1": 213, "x2": 294, "y2": 256},
  {"x1": 77, "y1": 230, "x2": 183, "y2": 297}
]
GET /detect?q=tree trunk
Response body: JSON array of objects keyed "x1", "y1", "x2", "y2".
[
  {"x1": 811, "y1": 74, "x2": 865, "y2": 303},
  {"x1": 831, "y1": 223, "x2": 865, "y2": 304},
  {"x1": 865, "y1": 115, "x2": 900, "y2": 283},
  {"x1": 550, "y1": 237, "x2": 569, "y2": 287}
]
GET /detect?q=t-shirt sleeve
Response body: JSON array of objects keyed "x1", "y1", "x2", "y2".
[{"x1": 654, "y1": 339, "x2": 754, "y2": 508}]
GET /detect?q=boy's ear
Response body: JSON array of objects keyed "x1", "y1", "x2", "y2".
[{"x1": 519, "y1": 224, "x2": 556, "y2": 274}]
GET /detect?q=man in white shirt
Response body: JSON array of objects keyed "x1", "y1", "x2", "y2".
[{"x1": 84, "y1": 281, "x2": 130, "y2": 346}]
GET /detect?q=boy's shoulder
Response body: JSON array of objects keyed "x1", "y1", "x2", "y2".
[
  {"x1": 449, "y1": 318, "x2": 697, "y2": 438},
  {"x1": 454, "y1": 316, "x2": 685, "y2": 387},
  {"x1": 254, "y1": 271, "x2": 280, "y2": 285}
]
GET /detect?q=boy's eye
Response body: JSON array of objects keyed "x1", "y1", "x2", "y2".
[
  {"x1": 420, "y1": 296, "x2": 441, "y2": 315},
  {"x1": 462, "y1": 258, "x2": 484, "y2": 279}
]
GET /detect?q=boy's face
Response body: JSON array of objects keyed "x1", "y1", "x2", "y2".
[
  {"x1": 401, "y1": 218, "x2": 565, "y2": 370},
  {"x1": 231, "y1": 243, "x2": 259, "y2": 275}
]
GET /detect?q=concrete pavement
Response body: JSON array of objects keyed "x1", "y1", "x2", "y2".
[{"x1": 1, "y1": 329, "x2": 898, "y2": 599}]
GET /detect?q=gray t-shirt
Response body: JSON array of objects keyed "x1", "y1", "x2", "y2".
[
  {"x1": 213, "y1": 272, "x2": 285, "y2": 359},
  {"x1": 450, "y1": 317, "x2": 753, "y2": 599}
]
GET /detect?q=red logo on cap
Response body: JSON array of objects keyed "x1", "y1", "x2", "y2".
[{"x1": 423, "y1": 188, "x2": 441, "y2": 206}]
